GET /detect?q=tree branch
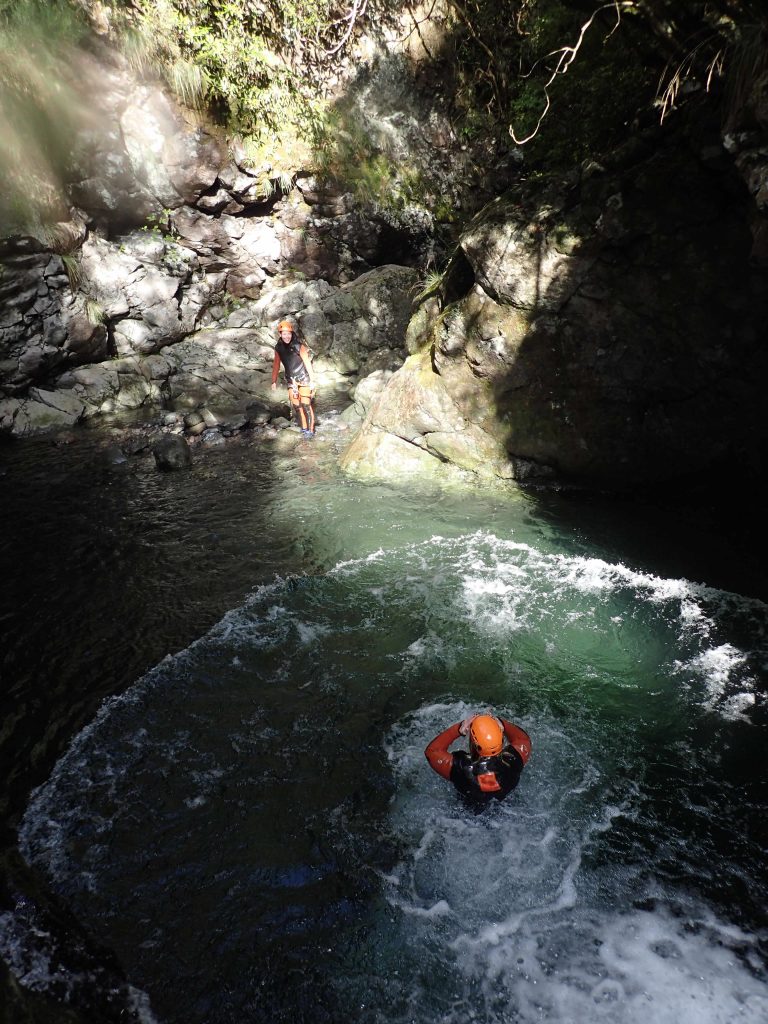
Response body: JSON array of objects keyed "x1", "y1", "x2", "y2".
[
  {"x1": 509, "y1": 1, "x2": 635, "y2": 145},
  {"x1": 323, "y1": 0, "x2": 369, "y2": 57}
]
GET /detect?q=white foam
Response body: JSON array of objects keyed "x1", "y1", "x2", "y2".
[
  {"x1": 0, "y1": 911, "x2": 159, "y2": 1023},
  {"x1": 377, "y1": 704, "x2": 768, "y2": 1024},
  {"x1": 295, "y1": 620, "x2": 331, "y2": 645},
  {"x1": 401, "y1": 632, "x2": 448, "y2": 665},
  {"x1": 674, "y1": 643, "x2": 756, "y2": 719},
  {"x1": 13, "y1": 531, "x2": 768, "y2": 1019}
]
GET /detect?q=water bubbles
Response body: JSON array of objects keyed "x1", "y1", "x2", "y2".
[{"x1": 14, "y1": 531, "x2": 768, "y2": 1023}]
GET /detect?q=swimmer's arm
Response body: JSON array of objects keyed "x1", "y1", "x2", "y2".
[
  {"x1": 425, "y1": 722, "x2": 462, "y2": 779},
  {"x1": 500, "y1": 719, "x2": 532, "y2": 765},
  {"x1": 271, "y1": 350, "x2": 281, "y2": 388}
]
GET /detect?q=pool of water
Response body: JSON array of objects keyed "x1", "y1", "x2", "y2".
[{"x1": 1, "y1": 408, "x2": 767, "y2": 1023}]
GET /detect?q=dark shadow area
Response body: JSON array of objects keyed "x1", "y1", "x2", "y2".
[
  {"x1": 498, "y1": 111, "x2": 766, "y2": 479},
  {"x1": 424, "y1": 95, "x2": 768, "y2": 596},
  {"x1": 0, "y1": 380, "x2": 338, "y2": 1019},
  {"x1": 312, "y1": 0, "x2": 767, "y2": 517},
  {"x1": 0, "y1": 239, "x2": 109, "y2": 399}
]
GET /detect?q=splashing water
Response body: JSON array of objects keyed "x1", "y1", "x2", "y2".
[{"x1": 6, "y1": 524, "x2": 767, "y2": 1023}]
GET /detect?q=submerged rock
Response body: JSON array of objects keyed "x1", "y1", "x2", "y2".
[{"x1": 153, "y1": 434, "x2": 192, "y2": 471}]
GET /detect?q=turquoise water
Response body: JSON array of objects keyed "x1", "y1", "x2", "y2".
[{"x1": 3, "y1": 413, "x2": 768, "y2": 1023}]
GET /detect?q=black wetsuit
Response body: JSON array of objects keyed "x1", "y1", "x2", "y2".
[
  {"x1": 425, "y1": 718, "x2": 531, "y2": 809},
  {"x1": 274, "y1": 338, "x2": 310, "y2": 384},
  {"x1": 450, "y1": 748, "x2": 524, "y2": 803}
]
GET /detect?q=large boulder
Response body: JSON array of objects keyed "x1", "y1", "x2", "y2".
[
  {"x1": 53, "y1": 364, "x2": 122, "y2": 416},
  {"x1": 340, "y1": 429, "x2": 462, "y2": 486},
  {"x1": 65, "y1": 50, "x2": 226, "y2": 231},
  {"x1": 340, "y1": 350, "x2": 512, "y2": 482},
  {"x1": 164, "y1": 327, "x2": 274, "y2": 408},
  {"x1": 77, "y1": 233, "x2": 202, "y2": 358},
  {"x1": 460, "y1": 212, "x2": 597, "y2": 312},
  {"x1": 345, "y1": 126, "x2": 768, "y2": 488},
  {"x1": 0, "y1": 388, "x2": 86, "y2": 435},
  {"x1": 300, "y1": 264, "x2": 418, "y2": 375}
]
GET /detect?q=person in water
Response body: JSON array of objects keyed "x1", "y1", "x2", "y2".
[
  {"x1": 425, "y1": 713, "x2": 531, "y2": 803},
  {"x1": 271, "y1": 319, "x2": 316, "y2": 436}
]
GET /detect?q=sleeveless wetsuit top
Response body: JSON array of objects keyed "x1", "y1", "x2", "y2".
[
  {"x1": 450, "y1": 747, "x2": 524, "y2": 802},
  {"x1": 275, "y1": 338, "x2": 310, "y2": 384}
]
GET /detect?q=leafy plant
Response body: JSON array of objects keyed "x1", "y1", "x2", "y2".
[
  {"x1": 413, "y1": 270, "x2": 444, "y2": 304},
  {"x1": 107, "y1": 0, "x2": 354, "y2": 147},
  {"x1": 141, "y1": 209, "x2": 176, "y2": 239}
]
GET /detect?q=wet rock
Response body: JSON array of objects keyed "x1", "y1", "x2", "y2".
[
  {"x1": 337, "y1": 404, "x2": 364, "y2": 430},
  {"x1": 183, "y1": 411, "x2": 206, "y2": 435},
  {"x1": 114, "y1": 375, "x2": 152, "y2": 410},
  {"x1": 244, "y1": 400, "x2": 272, "y2": 426},
  {"x1": 104, "y1": 444, "x2": 128, "y2": 465},
  {"x1": 27, "y1": 389, "x2": 86, "y2": 429},
  {"x1": 153, "y1": 434, "x2": 191, "y2": 470},
  {"x1": 121, "y1": 431, "x2": 156, "y2": 456},
  {"x1": 199, "y1": 407, "x2": 219, "y2": 428},
  {"x1": 350, "y1": 369, "x2": 394, "y2": 418},
  {"x1": 509, "y1": 457, "x2": 556, "y2": 482},
  {"x1": 200, "y1": 427, "x2": 225, "y2": 445},
  {"x1": 341, "y1": 429, "x2": 454, "y2": 484},
  {"x1": 219, "y1": 412, "x2": 248, "y2": 434}
]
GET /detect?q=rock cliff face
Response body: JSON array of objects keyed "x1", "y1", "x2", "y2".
[
  {"x1": 2, "y1": 19, "x2": 768, "y2": 493},
  {"x1": 0, "y1": 41, "x2": 427, "y2": 435},
  {"x1": 343, "y1": 103, "x2": 768, "y2": 488}
]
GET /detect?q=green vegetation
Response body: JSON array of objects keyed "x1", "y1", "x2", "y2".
[
  {"x1": 414, "y1": 270, "x2": 444, "y2": 304},
  {"x1": 456, "y1": 1, "x2": 766, "y2": 165},
  {"x1": 141, "y1": 208, "x2": 178, "y2": 243},
  {"x1": 312, "y1": 106, "x2": 430, "y2": 209},
  {"x1": 1, "y1": 0, "x2": 765, "y2": 238},
  {"x1": 105, "y1": 0, "x2": 362, "y2": 171},
  {"x1": 444, "y1": 1, "x2": 652, "y2": 166},
  {"x1": 60, "y1": 253, "x2": 81, "y2": 292}
]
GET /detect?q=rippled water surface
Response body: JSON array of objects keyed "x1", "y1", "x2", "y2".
[{"x1": 2, "y1": 412, "x2": 767, "y2": 1023}]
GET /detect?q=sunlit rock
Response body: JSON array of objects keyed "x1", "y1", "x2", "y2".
[
  {"x1": 340, "y1": 429, "x2": 449, "y2": 483},
  {"x1": 18, "y1": 389, "x2": 85, "y2": 434},
  {"x1": 460, "y1": 201, "x2": 596, "y2": 312},
  {"x1": 53, "y1": 364, "x2": 120, "y2": 417},
  {"x1": 350, "y1": 370, "x2": 395, "y2": 418},
  {"x1": 114, "y1": 376, "x2": 152, "y2": 410}
]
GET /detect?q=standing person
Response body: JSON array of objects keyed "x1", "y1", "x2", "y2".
[
  {"x1": 425, "y1": 712, "x2": 531, "y2": 804},
  {"x1": 271, "y1": 319, "x2": 316, "y2": 436}
]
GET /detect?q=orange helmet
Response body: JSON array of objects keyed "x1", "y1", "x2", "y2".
[
  {"x1": 277, "y1": 319, "x2": 294, "y2": 333},
  {"x1": 469, "y1": 715, "x2": 504, "y2": 757}
]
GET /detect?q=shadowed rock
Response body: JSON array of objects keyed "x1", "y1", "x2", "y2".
[{"x1": 153, "y1": 434, "x2": 192, "y2": 471}]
